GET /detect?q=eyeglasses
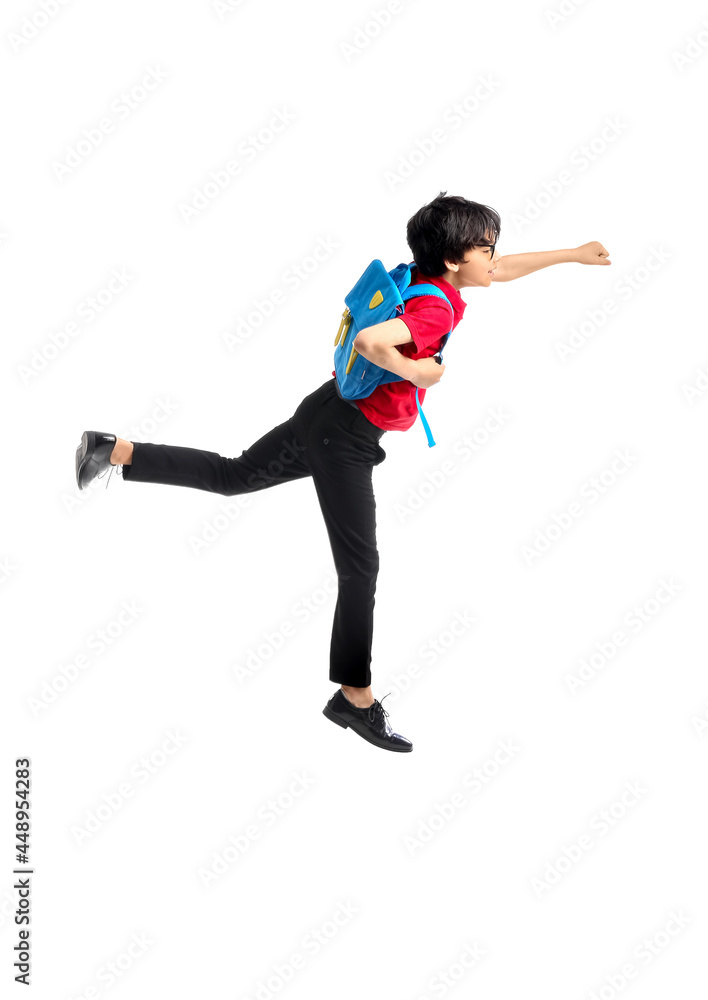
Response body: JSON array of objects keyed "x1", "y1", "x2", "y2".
[{"x1": 476, "y1": 242, "x2": 497, "y2": 258}]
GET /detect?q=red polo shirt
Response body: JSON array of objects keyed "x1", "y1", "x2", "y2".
[{"x1": 331, "y1": 269, "x2": 466, "y2": 431}]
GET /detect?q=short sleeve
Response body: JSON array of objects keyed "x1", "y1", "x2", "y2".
[{"x1": 398, "y1": 295, "x2": 452, "y2": 354}]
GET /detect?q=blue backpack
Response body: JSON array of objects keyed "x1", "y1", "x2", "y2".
[{"x1": 333, "y1": 259, "x2": 454, "y2": 447}]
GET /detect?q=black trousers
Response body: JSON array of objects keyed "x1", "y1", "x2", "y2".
[{"x1": 122, "y1": 377, "x2": 387, "y2": 687}]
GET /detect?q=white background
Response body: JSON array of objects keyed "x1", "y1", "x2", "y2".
[{"x1": 2, "y1": 0, "x2": 707, "y2": 997}]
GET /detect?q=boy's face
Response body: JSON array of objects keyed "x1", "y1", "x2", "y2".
[{"x1": 442, "y1": 231, "x2": 500, "y2": 289}]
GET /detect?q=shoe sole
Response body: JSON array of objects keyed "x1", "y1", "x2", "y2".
[
  {"x1": 75, "y1": 431, "x2": 95, "y2": 490},
  {"x1": 322, "y1": 705, "x2": 413, "y2": 752},
  {"x1": 76, "y1": 431, "x2": 115, "y2": 491}
]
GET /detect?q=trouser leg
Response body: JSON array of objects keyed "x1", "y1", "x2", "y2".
[
  {"x1": 302, "y1": 383, "x2": 388, "y2": 688},
  {"x1": 121, "y1": 417, "x2": 310, "y2": 495},
  {"x1": 311, "y1": 464, "x2": 381, "y2": 688},
  {"x1": 121, "y1": 376, "x2": 388, "y2": 687}
]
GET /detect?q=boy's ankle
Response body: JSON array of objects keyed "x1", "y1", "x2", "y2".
[
  {"x1": 110, "y1": 438, "x2": 134, "y2": 465},
  {"x1": 341, "y1": 685, "x2": 374, "y2": 709}
]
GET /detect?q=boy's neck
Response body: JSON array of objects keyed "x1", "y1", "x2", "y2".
[
  {"x1": 440, "y1": 271, "x2": 462, "y2": 290},
  {"x1": 416, "y1": 264, "x2": 460, "y2": 292}
]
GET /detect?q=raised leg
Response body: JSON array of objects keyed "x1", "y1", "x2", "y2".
[{"x1": 120, "y1": 418, "x2": 310, "y2": 495}]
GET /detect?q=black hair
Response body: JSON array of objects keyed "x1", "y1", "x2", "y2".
[{"x1": 406, "y1": 191, "x2": 501, "y2": 277}]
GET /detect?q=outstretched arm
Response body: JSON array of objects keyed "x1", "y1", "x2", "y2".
[{"x1": 491, "y1": 241, "x2": 611, "y2": 281}]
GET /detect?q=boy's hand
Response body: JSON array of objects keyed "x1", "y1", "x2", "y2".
[
  {"x1": 411, "y1": 357, "x2": 446, "y2": 389},
  {"x1": 572, "y1": 241, "x2": 611, "y2": 265}
]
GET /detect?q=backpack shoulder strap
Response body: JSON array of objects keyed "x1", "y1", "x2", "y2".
[
  {"x1": 401, "y1": 282, "x2": 455, "y2": 360},
  {"x1": 402, "y1": 282, "x2": 453, "y2": 320},
  {"x1": 387, "y1": 268, "x2": 455, "y2": 448}
]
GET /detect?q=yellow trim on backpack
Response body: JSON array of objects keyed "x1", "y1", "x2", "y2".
[
  {"x1": 368, "y1": 289, "x2": 383, "y2": 309},
  {"x1": 334, "y1": 308, "x2": 351, "y2": 347},
  {"x1": 345, "y1": 345, "x2": 359, "y2": 374}
]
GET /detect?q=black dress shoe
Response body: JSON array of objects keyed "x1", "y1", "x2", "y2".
[
  {"x1": 323, "y1": 690, "x2": 413, "y2": 752},
  {"x1": 75, "y1": 431, "x2": 118, "y2": 490}
]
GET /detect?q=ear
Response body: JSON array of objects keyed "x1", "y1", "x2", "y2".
[{"x1": 443, "y1": 259, "x2": 460, "y2": 273}]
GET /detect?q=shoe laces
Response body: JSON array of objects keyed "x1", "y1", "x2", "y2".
[
  {"x1": 96, "y1": 464, "x2": 124, "y2": 489},
  {"x1": 367, "y1": 692, "x2": 393, "y2": 732}
]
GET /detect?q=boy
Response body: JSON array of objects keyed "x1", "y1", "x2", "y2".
[{"x1": 75, "y1": 191, "x2": 610, "y2": 753}]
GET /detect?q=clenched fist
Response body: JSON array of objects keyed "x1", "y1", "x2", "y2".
[
  {"x1": 411, "y1": 357, "x2": 446, "y2": 389},
  {"x1": 573, "y1": 241, "x2": 611, "y2": 265}
]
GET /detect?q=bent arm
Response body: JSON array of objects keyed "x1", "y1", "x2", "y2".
[{"x1": 353, "y1": 318, "x2": 419, "y2": 381}]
